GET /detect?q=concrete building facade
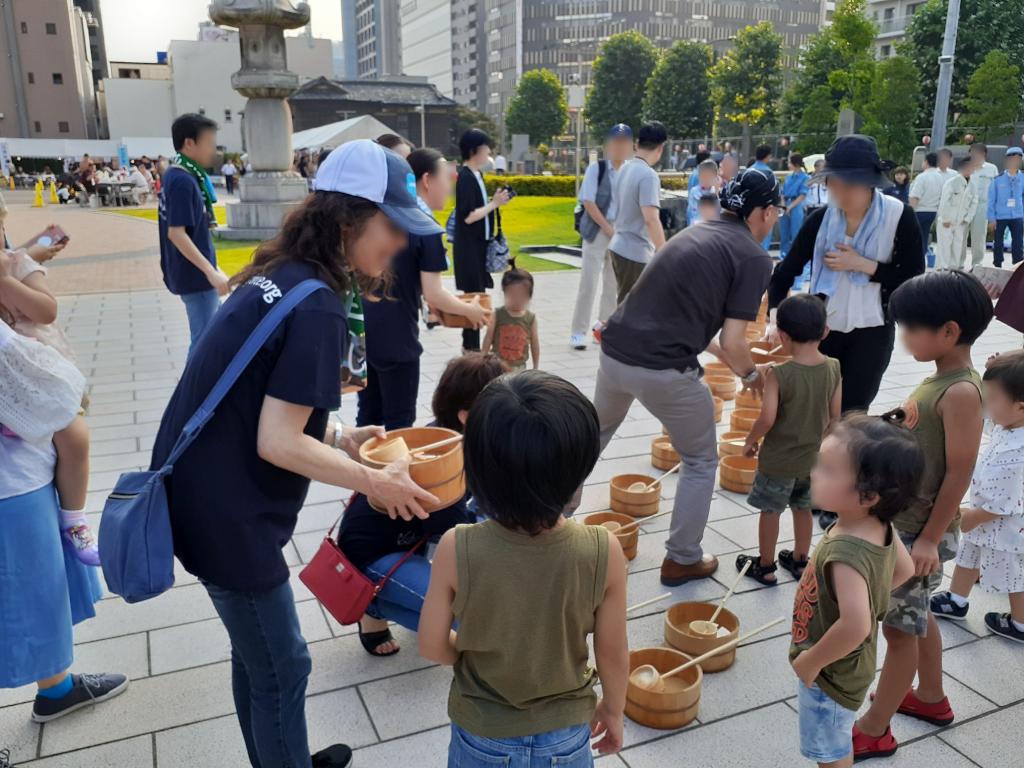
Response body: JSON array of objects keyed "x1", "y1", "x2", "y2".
[
  {"x1": 341, "y1": 0, "x2": 403, "y2": 79},
  {"x1": 400, "y1": 0, "x2": 454, "y2": 97},
  {"x1": 866, "y1": 0, "x2": 927, "y2": 58}
]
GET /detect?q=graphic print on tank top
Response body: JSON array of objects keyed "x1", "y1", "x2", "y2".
[
  {"x1": 792, "y1": 562, "x2": 820, "y2": 644},
  {"x1": 498, "y1": 323, "x2": 529, "y2": 366}
]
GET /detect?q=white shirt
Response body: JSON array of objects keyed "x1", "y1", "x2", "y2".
[
  {"x1": 969, "y1": 161, "x2": 999, "y2": 204},
  {"x1": 0, "y1": 433, "x2": 56, "y2": 500},
  {"x1": 493, "y1": 155, "x2": 507, "y2": 172},
  {"x1": 910, "y1": 167, "x2": 956, "y2": 212},
  {"x1": 221, "y1": 162, "x2": 236, "y2": 177},
  {"x1": 474, "y1": 170, "x2": 490, "y2": 241},
  {"x1": 129, "y1": 168, "x2": 149, "y2": 190},
  {"x1": 966, "y1": 425, "x2": 1024, "y2": 553},
  {"x1": 938, "y1": 174, "x2": 978, "y2": 225},
  {"x1": 806, "y1": 182, "x2": 829, "y2": 208}
]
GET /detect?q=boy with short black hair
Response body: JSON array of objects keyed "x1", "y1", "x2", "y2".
[
  {"x1": 697, "y1": 192, "x2": 720, "y2": 223},
  {"x1": 854, "y1": 270, "x2": 993, "y2": 760},
  {"x1": 739, "y1": 294, "x2": 842, "y2": 585}
]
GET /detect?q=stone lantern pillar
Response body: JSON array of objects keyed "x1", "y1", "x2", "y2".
[{"x1": 208, "y1": 0, "x2": 311, "y2": 240}]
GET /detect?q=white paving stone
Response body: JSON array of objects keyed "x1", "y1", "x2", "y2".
[
  {"x1": 19, "y1": 735, "x2": 152, "y2": 768},
  {"x1": 358, "y1": 665, "x2": 454, "y2": 740},
  {"x1": 939, "y1": 701, "x2": 1024, "y2": 765}
]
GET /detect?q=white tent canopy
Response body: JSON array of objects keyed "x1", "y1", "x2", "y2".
[
  {"x1": 292, "y1": 115, "x2": 400, "y2": 151},
  {"x1": 1, "y1": 136, "x2": 174, "y2": 160}
]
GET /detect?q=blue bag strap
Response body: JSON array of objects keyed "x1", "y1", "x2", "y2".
[{"x1": 162, "y1": 278, "x2": 330, "y2": 467}]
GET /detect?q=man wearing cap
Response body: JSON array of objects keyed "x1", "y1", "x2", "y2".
[
  {"x1": 149, "y1": 139, "x2": 442, "y2": 768},
  {"x1": 607, "y1": 121, "x2": 668, "y2": 304},
  {"x1": 591, "y1": 169, "x2": 780, "y2": 586},
  {"x1": 988, "y1": 147, "x2": 1024, "y2": 267},
  {"x1": 570, "y1": 123, "x2": 634, "y2": 349}
]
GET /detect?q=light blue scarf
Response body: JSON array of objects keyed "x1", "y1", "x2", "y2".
[{"x1": 810, "y1": 191, "x2": 904, "y2": 297}]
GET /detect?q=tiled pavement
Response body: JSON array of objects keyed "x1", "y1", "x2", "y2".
[{"x1": 2, "y1": 269, "x2": 1022, "y2": 768}]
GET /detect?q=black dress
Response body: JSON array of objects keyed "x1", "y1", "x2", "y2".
[{"x1": 453, "y1": 166, "x2": 495, "y2": 349}]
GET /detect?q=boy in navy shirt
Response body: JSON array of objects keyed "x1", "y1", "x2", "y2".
[{"x1": 159, "y1": 113, "x2": 229, "y2": 351}]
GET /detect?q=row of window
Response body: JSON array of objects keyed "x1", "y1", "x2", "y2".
[
  {"x1": 33, "y1": 120, "x2": 71, "y2": 133},
  {"x1": 26, "y1": 72, "x2": 64, "y2": 85},
  {"x1": 20, "y1": 21, "x2": 58, "y2": 34},
  {"x1": 195, "y1": 108, "x2": 235, "y2": 123}
]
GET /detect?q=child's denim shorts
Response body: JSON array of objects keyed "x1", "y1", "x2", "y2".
[
  {"x1": 448, "y1": 722, "x2": 593, "y2": 767},
  {"x1": 797, "y1": 682, "x2": 856, "y2": 764}
]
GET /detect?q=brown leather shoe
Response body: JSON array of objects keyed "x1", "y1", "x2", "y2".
[{"x1": 660, "y1": 554, "x2": 719, "y2": 586}]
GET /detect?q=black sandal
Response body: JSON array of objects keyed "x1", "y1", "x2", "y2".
[
  {"x1": 735, "y1": 554, "x2": 778, "y2": 586},
  {"x1": 358, "y1": 626, "x2": 400, "y2": 657},
  {"x1": 779, "y1": 550, "x2": 809, "y2": 580}
]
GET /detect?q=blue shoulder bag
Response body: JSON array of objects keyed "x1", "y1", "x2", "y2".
[{"x1": 99, "y1": 278, "x2": 330, "y2": 603}]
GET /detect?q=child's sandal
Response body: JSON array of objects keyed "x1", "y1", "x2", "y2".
[
  {"x1": 735, "y1": 554, "x2": 778, "y2": 586},
  {"x1": 778, "y1": 550, "x2": 809, "y2": 580}
]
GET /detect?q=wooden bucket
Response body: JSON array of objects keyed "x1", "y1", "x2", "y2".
[
  {"x1": 749, "y1": 339, "x2": 790, "y2": 365},
  {"x1": 359, "y1": 427, "x2": 465, "y2": 513},
  {"x1": 664, "y1": 602, "x2": 741, "y2": 673},
  {"x1": 625, "y1": 647, "x2": 702, "y2": 730},
  {"x1": 719, "y1": 455, "x2": 758, "y2": 494},
  {"x1": 756, "y1": 295, "x2": 769, "y2": 324},
  {"x1": 703, "y1": 361, "x2": 732, "y2": 378},
  {"x1": 713, "y1": 396, "x2": 724, "y2": 424},
  {"x1": 651, "y1": 436, "x2": 679, "y2": 471},
  {"x1": 745, "y1": 322, "x2": 767, "y2": 341},
  {"x1": 718, "y1": 430, "x2": 749, "y2": 460},
  {"x1": 583, "y1": 511, "x2": 638, "y2": 560},
  {"x1": 437, "y1": 293, "x2": 492, "y2": 329},
  {"x1": 730, "y1": 408, "x2": 760, "y2": 433},
  {"x1": 610, "y1": 474, "x2": 661, "y2": 518},
  {"x1": 735, "y1": 389, "x2": 762, "y2": 411},
  {"x1": 705, "y1": 374, "x2": 737, "y2": 401}
]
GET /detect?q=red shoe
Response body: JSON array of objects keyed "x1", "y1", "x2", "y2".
[
  {"x1": 894, "y1": 689, "x2": 954, "y2": 726},
  {"x1": 852, "y1": 724, "x2": 898, "y2": 762}
]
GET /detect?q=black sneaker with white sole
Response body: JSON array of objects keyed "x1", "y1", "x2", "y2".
[
  {"x1": 312, "y1": 744, "x2": 354, "y2": 767},
  {"x1": 31, "y1": 672, "x2": 129, "y2": 723},
  {"x1": 985, "y1": 612, "x2": 1024, "y2": 643},
  {"x1": 817, "y1": 511, "x2": 838, "y2": 530},
  {"x1": 930, "y1": 590, "x2": 969, "y2": 621}
]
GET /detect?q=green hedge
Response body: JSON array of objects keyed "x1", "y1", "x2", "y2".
[{"x1": 484, "y1": 173, "x2": 690, "y2": 196}]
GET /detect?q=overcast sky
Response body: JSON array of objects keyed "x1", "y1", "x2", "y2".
[{"x1": 99, "y1": 0, "x2": 344, "y2": 61}]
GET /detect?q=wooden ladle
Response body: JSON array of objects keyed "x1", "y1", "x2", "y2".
[
  {"x1": 369, "y1": 433, "x2": 462, "y2": 462},
  {"x1": 626, "y1": 593, "x2": 671, "y2": 614},
  {"x1": 601, "y1": 508, "x2": 673, "y2": 534},
  {"x1": 689, "y1": 560, "x2": 751, "y2": 637},
  {"x1": 629, "y1": 617, "x2": 786, "y2": 692},
  {"x1": 627, "y1": 462, "x2": 681, "y2": 493}
]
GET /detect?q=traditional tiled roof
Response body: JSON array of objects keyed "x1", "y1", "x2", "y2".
[{"x1": 292, "y1": 76, "x2": 456, "y2": 107}]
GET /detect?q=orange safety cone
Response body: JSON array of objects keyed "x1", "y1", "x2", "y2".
[
  {"x1": 49, "y1": 179, "x2": 58, "y2": 204},
  {"x1": 32, "y1": 179, "x2": 44, "y2": 207}
]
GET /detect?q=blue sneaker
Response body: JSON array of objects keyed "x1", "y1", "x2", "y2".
[{"x1": 930, "y1": 590, "x2": 969, "y2": 621}]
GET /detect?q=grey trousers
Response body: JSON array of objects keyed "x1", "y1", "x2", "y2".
[{"x1": 592, "y1": 352, "x2": 718, "y2": 565}]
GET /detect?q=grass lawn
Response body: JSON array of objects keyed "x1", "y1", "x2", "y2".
[{"x1": 113, "y1": 197, "x2": 579, "y2": 277}]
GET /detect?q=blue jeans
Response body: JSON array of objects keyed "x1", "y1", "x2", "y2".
[
  {"x1": 180, "y1": 288, "x2": 220, "y2": 353},
  {"x1": 364, "y1": 551, "x2": 432, "y2": 631},
  {"x1": 797, "y1": 682, "x2": 856, "y2": 764},
  {"x1": 448, "y1": 723, "x2": 593, "y2": 767},
  {"x1": 779, "y1": 204, "x2": 805, "y2": 260},
  {"x1": 204, "y1": 580, "x2": 313, "y2": 768},
  {"x1": 915, "y1": 211, "x2": 937, "y2": 265},
  {"x1": 993, "y1": 218, "x2": 1024, "y2": 267}
]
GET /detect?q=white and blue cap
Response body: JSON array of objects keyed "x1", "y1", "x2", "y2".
[
  {"x1": 1006, "y1": 147, "x2": 1024, "y2": 158},
  {"x1": 314, "y1": 139, "x2": 442, "y2": 236}
]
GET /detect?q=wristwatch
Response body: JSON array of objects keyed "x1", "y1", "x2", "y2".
[
  {"x1": 740, "y1": 369, "x2": 760, "y2": 386},
  {"x1": 331, "y1": 420, "x2": 345, "y2": 450}
]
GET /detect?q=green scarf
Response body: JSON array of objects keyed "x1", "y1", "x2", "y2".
[
  {"x1": 342, "y1": 283, "x2": 367, "y2": 388},
  {"x1": 172, "y1": 152, "x2": 218, "y2": 224}
]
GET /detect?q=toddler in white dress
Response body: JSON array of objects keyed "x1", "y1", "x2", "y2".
[{"x1": 931, "y1": 350, "x2": 1024, "y2": 642}]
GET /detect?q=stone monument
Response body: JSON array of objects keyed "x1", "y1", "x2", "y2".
[{"x1": 209, "y1": 0, "x2": 311, "y2": 240}]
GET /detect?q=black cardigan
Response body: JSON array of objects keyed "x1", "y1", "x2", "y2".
[
  {"x1": 768, "y1": 204, "x2": 925, "y2": 316},
  {"x1": 453, "y1": 165, "x2": 495, "y2": 293}
]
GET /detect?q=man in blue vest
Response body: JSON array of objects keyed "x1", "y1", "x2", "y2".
[{"x1": 988, "y1": 146, "x2": 1024, "y2": 267}]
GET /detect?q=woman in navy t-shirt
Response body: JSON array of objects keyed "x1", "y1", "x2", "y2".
[{"x1": 149, "y1": 141, "x2": 443, "y2": 768}]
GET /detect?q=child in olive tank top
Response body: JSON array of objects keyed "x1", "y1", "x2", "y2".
[
  {"x1": 791, "y1": 413, "x2": 918, "y2": 767},
  {"x1": 418, "y1": 371, "x2": 628, "y2": 765},
  {"x1": 483, "y1": 268, "x2": 540, "y2": 371}
]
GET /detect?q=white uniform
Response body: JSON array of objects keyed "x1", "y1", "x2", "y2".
[
  {"x1": 936, "y1": 173, "x2": 979, "y2": 269},
  {"x1": 968, "y1": 161, "x2": 999, "y2": 266}
]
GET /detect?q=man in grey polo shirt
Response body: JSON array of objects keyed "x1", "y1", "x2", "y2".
[{"x1": 608, "y1": 121, "x2": 667, "y2": 304}]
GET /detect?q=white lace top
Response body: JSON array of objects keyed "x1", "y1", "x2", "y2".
[{"x1": 966, "y1": 425, "x2": 1024, "y2": 553}]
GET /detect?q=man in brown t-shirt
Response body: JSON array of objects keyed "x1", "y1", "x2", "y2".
[{"x1": 595, "y1": 169, "x2": 780, "y2": 585}]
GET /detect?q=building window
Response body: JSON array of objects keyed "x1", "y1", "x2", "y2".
[
  {"x1": 224, "y1": 109, "x2": 232, "y2": 122},
  {"x1": 881, "y1": 45, "x2": 891, "y2": 57},
  {"x1": 58, "y1": 121, "x2": 70, "y2": 133},
  {"x1": 118, "y1": 67, "x2": 141, "y2": 78},
  {"x1": 45, "y1": 22, "x2": 57, "y2": 35},
  {"x1": 52, "y1": 73, "x2": 63, "y2": 85},
  {"x1": 20, "y1": 21, "x2": 27, "y2": 33},
  {"x1": 27, "y1": 72, "x2": 34, "y2": 84},
  {"x1": 33, "y1": 121, "x2": 41, "y2": 133}
]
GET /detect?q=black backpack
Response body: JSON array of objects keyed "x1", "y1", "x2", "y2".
[{"x1": 574, "y1": 160, "x2": 608, "y2": 233}]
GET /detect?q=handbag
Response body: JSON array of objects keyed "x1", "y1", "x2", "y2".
[
  {"x1": 995, "y1": 264, "x2": 1024, "y2": 334},
  {"x1": 299, "y1": 502, "x2": 428, "y2": 625},
  {"x1": 445, "y1": 209, "x2": 457, "y2": 244},
  {"x1": 485, "y1": 209, "x2": 511, "y2": 273},
  {"x1": 98, "y1": 278, "x2": 330, "y2": 603}
]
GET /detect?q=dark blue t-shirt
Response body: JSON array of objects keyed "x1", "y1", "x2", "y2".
[
  {"x1": 158, "y1": 166, "x2": 217, "y2": 295},
  {"x1": 151, "y1": 261, "x2": 347, "y2": 591},
  {"x1": 364, "y1": 232, "x2": 448, "y2": 365}
]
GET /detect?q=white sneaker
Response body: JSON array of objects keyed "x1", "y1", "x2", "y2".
[{"x1": 570, "y1": 333, "x2": 587, "y2": 350}]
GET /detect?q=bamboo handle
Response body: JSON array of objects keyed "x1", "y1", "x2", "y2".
[
  {"x1": 709, "y1": 560, "x2": 751, "y2": 624},
  {"x1": 410, "y1": 434, "x2": 464, "y2": 456},
  {"x1": 626, "y1": 593, "x2": 671, "y2": 614},
  {"x1": 645, "y1": 462, "x2": 681, "y2": 491},
  {"x1": 661, "y1": 617, "x2": 786, "y2": 679},
  {"x1": 769, "y1": 344, "x2": 784, "y2": 355},
  {"x1": 616, "y1": 508, "x2": 672, "y2": 534}
]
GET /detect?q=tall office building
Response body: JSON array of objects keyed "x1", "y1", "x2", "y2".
[
  {"x1": 866, "y1": 0, "x2": 926, "y2": 58},
  {"x1": 451, "y1": 0, "x2": 487, "y2": 111},
  {"x1": 71, "y1": 0, "x2": 108, "y2": 92},
  {"x1": 341, "y1": 0, "x2": 403, "y2": 79}
]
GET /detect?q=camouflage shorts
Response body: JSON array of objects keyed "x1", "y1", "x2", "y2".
[
  {"x1": 747, "y1": 472, "x2": 812, "y2": 513},
  {"x1": 883, "y1": 529, "x2": 959, "y2": 636}
]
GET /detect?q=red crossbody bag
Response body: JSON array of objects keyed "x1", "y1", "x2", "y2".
[{"x1": 299, "y1": 497, "x2": 428, "y2": 626}]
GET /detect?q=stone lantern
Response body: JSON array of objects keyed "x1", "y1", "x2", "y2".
[{"x1": 208, "y1": 0, "x2": 311, "y2": 240}]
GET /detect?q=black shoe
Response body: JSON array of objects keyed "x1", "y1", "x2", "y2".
[
  {"x1": 930, "y1": 590, "x2": 969, "y2": 621},
  {"x1": 31, "y1": 672, "x2": 129, "y2": 723},
  {"x1": 312, "y1": 744, "x2": 354, "y2": 767},
  {"x1": 985, "y1": 612, "x2": 1024, "y2": 643},
  {"x1": 818, "y1": 511, "x2": 838, "y2": 530}
]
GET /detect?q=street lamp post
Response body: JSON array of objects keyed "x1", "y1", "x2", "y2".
[{"x1": 930, "y1": 0, "x2": 961, "y2": 148}]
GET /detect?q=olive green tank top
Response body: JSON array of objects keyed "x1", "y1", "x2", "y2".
[
  {"x1": 490, "y1": 307, "x2": 535, "y2": 371},
  {"x1": 758, "y1": 357, "x2": 841, "y2": 479},
  {"x1": 448, "y1": 519, "x2": 609, "y2": 738},
  {"x1": 789, "y1": 525, "x2": 898, "y2": 710},
  {"x1": 892, "y1": 367, "x2": 982, "y2": 534}
]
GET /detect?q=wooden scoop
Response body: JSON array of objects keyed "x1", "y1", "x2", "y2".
[
  {"x1": 629, "y1": 617, "x2": 786, "y2": 692},
  {"x1": 626, "y1": 593, "x2": 671, "y2": 614},
  {"x1": 602, "y1": 521, "x2": 622, "y2": 533},
  {"x1": 627, "y1": 462, "x2": 682, "y2": 493},
  {"x1": 409, "y1": 434, "x2": 463, "y2": 460},
  {"x1": 368, "y1": 436, "x2": 410, "y2": 461},
  {"x1": 689, "y1": 560, "x2": 751, "y2": 637},
  {"x1": 615, "y1": 509, "x2": 672, "y2": 534}
]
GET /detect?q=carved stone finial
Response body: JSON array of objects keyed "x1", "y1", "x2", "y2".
[{"x1": 208, "y1": 0, "x2": 310, "y2": 30}]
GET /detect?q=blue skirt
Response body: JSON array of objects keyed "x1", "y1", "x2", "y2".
[{"x1": 0, "y1": 484, "x2": 103, "y2": 687}]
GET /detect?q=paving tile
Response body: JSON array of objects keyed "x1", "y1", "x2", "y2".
[
  {"x1": 19, "y1": 735, "x2": 152, "y2": 768},
  {"x1": 74, "y1": 582, "x2": 219, "y2": 643},
  {"x1": 353, "y1": 724, "x2": 451, "y2": 768},
  {"x1": 305, "y1": 628, "x2": 436, "y2": 697},
  {"x1": 690, "y1": 635, "x2": 796, "y2": 722},
  {"x1": 939, "y1": 701, "x2": 1024, "y2": 765},
  {"x1": 943, "y1": 636, "x2": 1024, "y2": 706},
  {"x1": 0, "y1": 702, "x2": 40, "y2": 765},
  {"x1": 884, "y1": 736, "x2": 978, "y2": 767},
  {"x1": 359, "y1": 665, "x2": 454, "y2": 740}
]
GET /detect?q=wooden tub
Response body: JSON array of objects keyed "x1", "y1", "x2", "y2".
[
  {"x1": 651, "y1": 436, "x2": 679, "y2": 471},
  {"x1": 735, "y1": 388, "x2": 762, "y2": 411},
  {"x1": 359, "y1": 427, "x2": 465, "y2": 513},
  {"x1": 437, "y1": 293, "x2": 492, "y2": 329},
  {"x1": 713, "y1": 395, "x2": 724, "y2": 424},
  {"x1": 717, "y1": 430, "x2": 749, "y2": 460},
  {"x1": 705, "y1": 374, "x2": 737, "y2": 401},
  {"x1": 583, "y1": 511, "x2": 638, "y2": 560},
  {"x1": 719, "y1": 455, "x2": 758, "y2": 494},
  {"x1": 664, "y1": 602, "x2": 741, "y2": 673},
  {"x1": 625, "y1": 647, "x2": 703, "y2": 729},
  {"x1": 731, "y1": 408, "x2": 760, "y2": 433},
  {"x1": 703, "y1": 361, "x2": 733, "y2": 378},
  {"x1": 749, "y1": 339, "x2": 790, "y2": 365},
  {"x1": 610, "y1": 474, "x2": 661, "y2": 518}
]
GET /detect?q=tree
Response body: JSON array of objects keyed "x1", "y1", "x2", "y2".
[
  {"x1": 902, "y1": 0, "x2": 1024, "y2": 126},
  {"x1": 796, "y1": 85, "x2": 839, "y2": 154},
  {"x1": 504, "y1": 69, "x2": 569, "y2": 147},
  {"x1": 451, "y1": 105, "x2": 499, "y2": 147},
  {"x1": 642, "y1": 41, "x2": 712, "y2": 138},
  {"x1": 862, "y1": 56, "x2": 921, "y2": 163},
  {"x1": 961, "y1": 50, "x2": 1022, "y2": 141},
  {"x1": 585, "y1": 30, "x2": 660, "y2": 140},
  {"x1": 710, "y1": 22, "x2": 783, "y2": 139}
]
